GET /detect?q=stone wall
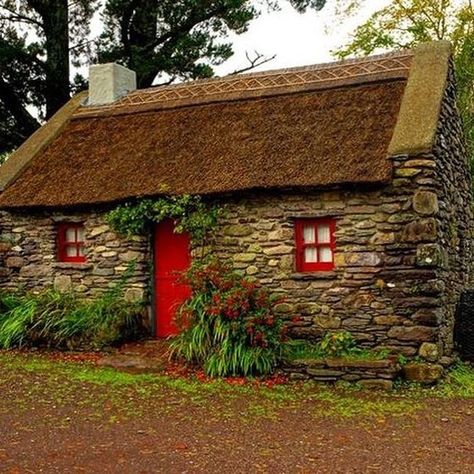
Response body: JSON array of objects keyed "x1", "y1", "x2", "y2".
[
  {"x1": 281, "y1": 358, "x2": 400, "y2": 390},
  {"x1": 212, "y1": 180, "x2": 439, "y2": 358},
  {"x1": 0, "y1": 210, "x2": 149, "y2": 301},
  {"x1": 0, "y1": 64, "x2": 470, "y2": 364},
  {"x1": 433, "y1": 61, "x2": 474, "y2": 356},
  {"x1": 0, "y1": 176, "x2": 445, "y2": 359}
]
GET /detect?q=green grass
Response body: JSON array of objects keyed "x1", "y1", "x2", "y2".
[
  {"x1": 444, "y1": 363, "x2": 474, "y2": 397},
  {"x1": 311, "y1": 389, "x2": 422, "y2": 418},
  {"x1": 430, "y1": 362, "x2": 474, "y2": 398},
  {"x1": 0, "y1": 353, "x2": 473, "y2": 426}
]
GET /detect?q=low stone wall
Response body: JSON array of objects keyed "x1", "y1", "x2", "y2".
[{"x1": 282, "y1": 358, "x2": 401, "y2": 390}]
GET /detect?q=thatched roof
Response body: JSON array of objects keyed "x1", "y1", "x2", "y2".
[{"x1": 0, "y1": 42, "x2": 452, "y2": 209}]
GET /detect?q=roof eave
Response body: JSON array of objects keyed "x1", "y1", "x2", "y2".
[{"x1": 0, "y1": 91, "x2": 88, "y2": 192}]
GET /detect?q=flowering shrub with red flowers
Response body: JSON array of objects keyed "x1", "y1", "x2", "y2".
[{"x1": 170, "y1": 259, "x2": 286, "y2": 377}]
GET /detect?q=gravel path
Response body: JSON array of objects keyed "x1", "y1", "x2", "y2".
[{"x1": 0, "y1": 353, "x2": 473, "y2": 474}]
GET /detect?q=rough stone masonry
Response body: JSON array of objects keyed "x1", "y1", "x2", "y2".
[{"x1": 0, "y1": 45, "x2": 471, "y2": 370}]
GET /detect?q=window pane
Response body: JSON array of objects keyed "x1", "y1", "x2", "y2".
[
  {"x1": 77, "y1": 227, "x2": 85, "y2": 242},
  {"x1": 317, "y1": 224, "x2": 331, "y2": 244},
  {"x1": 66, "y1": 245, "x2": 77, "y2": 257},
  {"x1": 66, "y1": 228, "x2": 76, "y2": 242},
  {"x1": 304, "y1": 247, "x2": 318, "y2": 263},
  {"x1": 78, "y1": 246, "x2": 85, "y2": 257},
  {"x1": 303, "y1": 225, "x2": 315, "y2": 244},
  {"x1": 319, "y1": 246, "x2": 333, "y2": 263}
]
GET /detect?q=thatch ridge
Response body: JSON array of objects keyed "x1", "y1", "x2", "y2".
[{"x1": 76, "y1": 50, "x2": 412, "y2": 118}]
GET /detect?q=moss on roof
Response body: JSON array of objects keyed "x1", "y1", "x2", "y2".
[{"x1": 388, "y1": 41, "x2": 451, "y2": 156}]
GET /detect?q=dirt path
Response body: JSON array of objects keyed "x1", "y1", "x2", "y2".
[{"x1": 0, "y1": 353, "x2": 473, "y2": 474}]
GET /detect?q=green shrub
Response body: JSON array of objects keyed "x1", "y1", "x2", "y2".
[
  {"x1": 106, "y1": 195, "x2": 223, "y2": 245},
  {"x1": 170, "y1": 260, "x2": 285, "y2": 377},
  {"x1": 283, "y1": 339, "x2": 324, "y2": 360},
  {"x1": 319, "y1": 331, "x2": 357, "y2": 357},
  {"x1": 283, "y1": 333, "x2": 390, "y2": 361},
  {"x1": 0, "y1": 271, "x2": 145, "y2": 350}
]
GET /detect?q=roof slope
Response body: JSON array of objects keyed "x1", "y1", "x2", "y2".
[{"x1": 0, "y1": 46, "x2": 442, "y2": 209}]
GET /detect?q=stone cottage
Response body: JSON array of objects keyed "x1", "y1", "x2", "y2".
[{"x1": 0, "y1": 41, "x2": 471, "y2": 363}]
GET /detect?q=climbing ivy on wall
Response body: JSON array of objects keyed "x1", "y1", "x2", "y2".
[{"x1": 106, "y1": 195, "x2": 223, "y2": 245}]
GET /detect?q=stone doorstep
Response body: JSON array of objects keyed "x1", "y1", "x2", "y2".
[
  {"x1": 325, "y1": 358, "x2": 396, "y2": 369},
  {"x1": 306, "y1": 368, "x2": 345, "y2": 377},
  {"x1": 287, "y1": 358, "x2": 326, "y2": 369},
  {"x1": 306, "y1": 376, "x2": 339, "y2": 382},
  {"x1": 402, "y1": 362, "x2": 444, "y2": 384},
  {"x1": 358, "y1": 379, "x2": 394, "y2": 390}
]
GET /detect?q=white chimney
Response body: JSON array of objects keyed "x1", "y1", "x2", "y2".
[{"x1": 88, "y1": 63, "x2": 136, "y2": 106}]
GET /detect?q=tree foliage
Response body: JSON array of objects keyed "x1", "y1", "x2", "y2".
[
  {"x1": 99, "y1": 0, "x2": 326, "y2": 88},
  {"x1": 0, "y1": 0, "x2": 327, "y2": 153},
  {"x1": 335, "y1": 0, "x2": 474, "y2": 170},
  {"x1": 0, "y1": 0, "x2": 96, "y2": 153}
]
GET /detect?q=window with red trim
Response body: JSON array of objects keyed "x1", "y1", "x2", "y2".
[
  {"x1": 295, "y1": 218, "x2": 336, "y2": 272},
  {"x1": 57, "y1": 223, "x2": 86, "y2": 263}
]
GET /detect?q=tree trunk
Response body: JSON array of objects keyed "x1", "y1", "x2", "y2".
[
  {"x1": 39, "y1": 0, "x2": 70, "y2": 119},
  {"x1": 128, "y1": 0, "x2": 159, "y2": 88}
]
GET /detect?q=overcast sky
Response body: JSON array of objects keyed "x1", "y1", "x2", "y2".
[
  {"x1": 86, "y1": 1, "x2": 391, "y2": 81},
  {"x1": 214, "y1": 1, "x2": 391, "y2": 75}
]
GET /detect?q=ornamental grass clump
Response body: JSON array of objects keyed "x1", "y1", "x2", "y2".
[
  {"x1": 170, "y1": 260, "x2": 286, "y2": 377},
  {"x1": 0, "y1": 267, "x2": 145, "y2": 350},
  {"x1": 0, "y1": 289, "x2": 144, "y2": 350}
]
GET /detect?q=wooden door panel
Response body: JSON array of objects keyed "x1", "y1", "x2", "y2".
[{"x1": 154, "y1": 219, "x2": 191, "y2": 338}]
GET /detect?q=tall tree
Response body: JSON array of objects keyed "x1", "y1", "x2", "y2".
[
  {"x1": 99, "y1": 0, "x2": 327, "y2": 88},
  {"x1": 335, "y1": 0, "x2": 474, "y2": 170},
  {"x1": 0, "y1": 0, "x2": 96, "y2": 153},
  {"x1": 0, "y1": 0, "x2": 327, "y2": 153}
]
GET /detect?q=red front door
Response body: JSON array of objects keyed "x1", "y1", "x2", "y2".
[{"x1": 154, "y1": 219, "x2": 191, "y2": 338}]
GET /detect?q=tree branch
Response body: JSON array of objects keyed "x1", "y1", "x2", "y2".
[
  {"x1": 143, "y1": 4, "x2": 229, "y2": 53},
  {"x1": 0, "y1": 5, "x2": 42, "y2": 27},
  {"x1": 154, "y1": 76, "x2": 177, "y2": 86},
  {"x1": 69, "y1": 39, "x2": 94, "y2": 52},
  {"x1": 230, "y1": 51, "x2": 276, "y2": 75}
]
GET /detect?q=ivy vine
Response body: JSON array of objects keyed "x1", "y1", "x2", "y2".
[{"x1": 106, "y1": 195, "x2": 223, "y2": 245}]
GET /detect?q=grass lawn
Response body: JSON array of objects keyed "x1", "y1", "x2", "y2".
[{"x1": 0, "y1": 351, "x2": 473, "y2": 473}]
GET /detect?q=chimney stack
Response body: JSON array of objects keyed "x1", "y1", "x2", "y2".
[{"x1": 88, "y1": 63, "x2": 136, "y2": 106}]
